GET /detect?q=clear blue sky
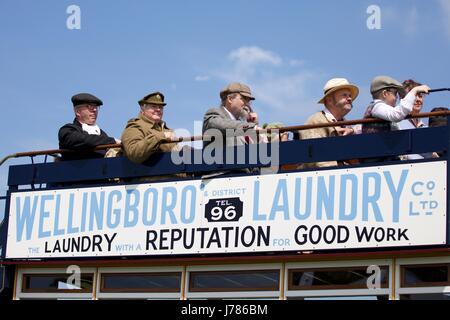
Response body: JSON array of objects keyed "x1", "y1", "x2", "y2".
[{"x1": 1, "y1": 0, "x2": 449, "y2": 220}]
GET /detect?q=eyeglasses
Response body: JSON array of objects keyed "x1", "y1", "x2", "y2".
[
  {"x1": 239, "y1": 95, "x2": 253, "y2": 106},
  {"x1": 386, "y1": 88, "x2": 398, "y2": 95},
  {"x1": 77, "y1": 104, "x2": 100, "y2": 111},
  {"x1": 385, "y1": 88, "x2": 399, "y2": 99},
  {"x1": 142, "y1": 104, "x2": 164, "y2": 110}
]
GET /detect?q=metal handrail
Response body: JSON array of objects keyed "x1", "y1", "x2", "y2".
[{"x1": 0, "y1": 110, "x2": 449, "y2": 166}]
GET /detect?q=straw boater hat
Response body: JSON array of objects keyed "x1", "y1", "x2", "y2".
[{"x1": 318, "y1": 78, "x2": 359, "y2": 104}]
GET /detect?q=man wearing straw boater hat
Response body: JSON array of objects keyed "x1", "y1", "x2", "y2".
[{"x1": 298, "y1": 78, "x2": 359, "y2": 168}]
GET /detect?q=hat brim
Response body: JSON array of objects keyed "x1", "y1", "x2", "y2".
[
  {"x1": 73, "y1": 101, "x2": 103, "y2": 107},
  {"x1": 370, "y1": 85, "x2": 406, "y2": 98},
  {"x1": 221, "y1": 91, "x2": 256, "y2": 100},
  {"x1": 240, "y1": 92, "x2": 256, "y2": 100},
  {"x1": 139, "y1": 101, "x2": 167, "y2": 106},
  {"x1": 318, "y1": 85, "x2": 359, "y2": 104}
]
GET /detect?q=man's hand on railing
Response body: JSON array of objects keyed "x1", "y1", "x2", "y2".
[
  {"x1": 1, "y1": 110, "x2": 450, "y2": 167},
  {"x1": 164, "y1": 131, "x2": 176, "y2": 141},
  {"x1": 335, "y1": 127, "x2": 355, "y2": 136}
]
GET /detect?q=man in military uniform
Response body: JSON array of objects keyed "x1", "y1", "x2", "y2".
[
  {"x1": 58, "y1": 93, "x2": 119, "y2": 161},
  {"x1": 121, "y1": 91, "x2": 178, "y2": 164}
]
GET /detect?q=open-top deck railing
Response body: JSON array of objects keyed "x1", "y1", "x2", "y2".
[
  {"x1": 0, "y1": 111, "x2": 449, "y2": 263},
  {"x1": 0, "y1": 111, "x2": 449, "y2": 188}
]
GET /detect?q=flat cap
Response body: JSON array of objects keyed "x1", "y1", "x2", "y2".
[
  {"x1": 220, "y1": 82, "x2": 255, "y2": 100},
  {"x1": 71, "y1": 93, "x2": 103, "y2": 107},
  {"x1": 370, "y1": 76, "x2": 405, "y2": 96},
  {"x1": 138, "y1": 91, "x2": 166, "y2": 106}
]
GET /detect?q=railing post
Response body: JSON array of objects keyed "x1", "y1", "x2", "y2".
[{"x1": 0, "y1": 187, "x2": 14, "y2": 260}]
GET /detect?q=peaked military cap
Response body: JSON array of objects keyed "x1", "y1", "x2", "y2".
[
  {"x1": 71, "y1": 93, "x2": 103, "y2": 107},
  {"x1": 138, "y1": 91, "x2": 166, "y2": 106}
]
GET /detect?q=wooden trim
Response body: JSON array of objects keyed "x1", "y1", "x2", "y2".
[
  {"x1": 6, "y1": 247, "x2": 450, "y2": 267},
  {"x1": 287, "y1": 266, "x2": 389, "y2": 291},
  {"x1": 392, "y1": 258, "x2": 396, "y2": 300},
  {"x1": 181, "y1": 265, "x2": 187, "y2": 300},
  {"x1": 188, "y1": 269, "x2": 280, "y2": 293},
  {"x1": 92, "y1": 268, "x2": 98, "y2": 300},
  {"x1": 13, "y1": 267, "x2": 18, "y2": 300},
  {"x1": 280, "y1": 262, "x2": 286, "y2": 300},
  {"x1": 99, "y1": 272, "x2": 182, "y2": 293},
  {"x1": 5, "y1": 111, "x2": 449, "y2": 158}
]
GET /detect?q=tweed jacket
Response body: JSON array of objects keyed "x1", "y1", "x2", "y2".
[
  {"x1": 202, "y1": 106, "x2": 257, "y2": 149},
  {"x1": 297, "y1": 111, "x2": 341, "y2": 168}
]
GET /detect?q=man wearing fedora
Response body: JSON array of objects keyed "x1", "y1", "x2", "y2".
[
  {"x1": 202, "y1": 82, "x2": 263, "y2": 149},
  {"x1": 58, "y1": 93, "x2": 120, "y2": 161},
  {"x1": 121, "y1": 91, "x2": 178, "y2": 164},
  {"x1": 298, "y1": 78, "x2": 359, "y2": 168}
]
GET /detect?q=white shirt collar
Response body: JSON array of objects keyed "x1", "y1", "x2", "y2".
[
  {"x1": 322, "y1": 109, "x2": 343, "y2": 123},
  {"x1": 222, "y1": 106, "x2": 237, "y2": 120},
  {"x1": 81, "y1": 122, "x2": 101, "y2": 135}
]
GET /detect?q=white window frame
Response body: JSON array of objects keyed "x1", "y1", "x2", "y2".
[
  {"x1": 284, "y1": 259, "x2": 393, "y2": 300},
  {"x1": 185, "y1": 263, "x2": 282, "y2": 300},
  {"x1": 16, "y1": 267, "x2": 96, "y2": 300},
  {"x1": 96, "y1": 266, "x2": 183, "y2": 300},
  {"x1": 395, "y1": 256, "x2": 450, "y2": 300}
]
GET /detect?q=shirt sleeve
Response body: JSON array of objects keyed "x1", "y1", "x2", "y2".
[
  {"x1": 371, "y1": 92, "x2": 416, "y2": 122},
  {"x1": 203, "y1": 108, "x2": 256, "y2": 134}
]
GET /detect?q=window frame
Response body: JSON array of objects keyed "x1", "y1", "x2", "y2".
[
  {"x1": 287, "y1": 265, "x2": 390, "y2": 291},
  {"x1": 100, "y1": 271, "x2": 182, "y2": 293},
  {"x1": 16, "y1": 267, "x2": 96, "y2": 300},
  {"x1": 188, "y1": 269, "x2": 280, "y2": 293},
  {"x1": 96, "y1": 266, "x2": 184, "y2": 300},
  {"x1": 400, "y1": 263, "x2": 450, "y2": 288},
  {"x1": 395, "y1": 256, "x2": 450, "y2": 299},
  {"x1": 284, "y1": 259, "x2": 392, "y2": 299},
  {"x1": 21, "y1": 272, "x2": 94, "y2": 293},
  {"x1": 185, "y1": 263, "x2": 282, "y2": 300}
]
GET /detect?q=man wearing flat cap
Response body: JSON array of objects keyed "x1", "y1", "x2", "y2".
[
  {"x1": 58, "y1": 93, "x2": 120, "y2": 161},
  {"x1": 202, "y1": 82, "x2": 262, "y2": 149},
  {"x1": 298, "y1": 78, "x2": 359, "y2": 168},
  {"x1": 121, "y1": 91, "x2": 178, "y2": 164},
  {"x1": 362, "y1": 75, "x2": 430, "y2": 134},
  {"x1": 360, "y1": 75, "x2": 430, "y2": 163}
]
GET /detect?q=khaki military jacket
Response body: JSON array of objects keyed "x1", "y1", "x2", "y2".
[{"x1": 121, "y1": 112, "x2": 178, "y2": 164}]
